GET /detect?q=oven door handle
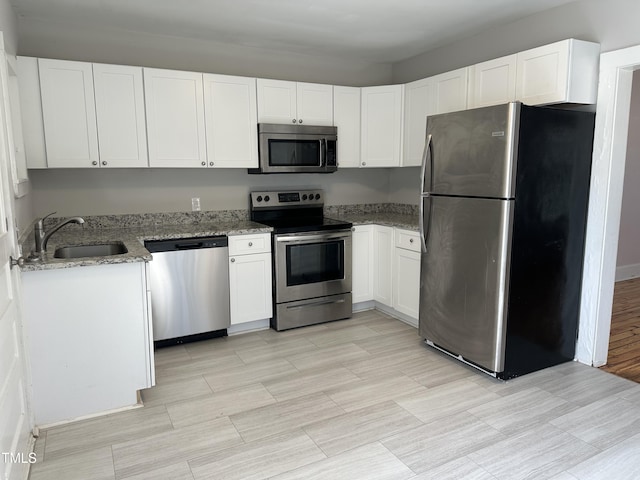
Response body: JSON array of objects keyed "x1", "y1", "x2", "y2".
[{"x1": 275, "y1": 232, "x2": 351, "y2": 243}]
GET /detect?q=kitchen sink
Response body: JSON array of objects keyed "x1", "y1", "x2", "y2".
[{"x1": 53, "y1": 242, "x2": 128, "y2": 259}]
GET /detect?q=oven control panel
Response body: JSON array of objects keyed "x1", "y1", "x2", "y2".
[{"x1": 251, "y1": 190, "x2": 324, "y2": 209}]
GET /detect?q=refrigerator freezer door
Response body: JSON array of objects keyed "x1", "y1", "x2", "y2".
[
  {"x1": 424, "y1": 102, "x2": 519, "y2": 199},
  {"x1": 419, "y1": 195, "x2": 513, "y2": 373}
]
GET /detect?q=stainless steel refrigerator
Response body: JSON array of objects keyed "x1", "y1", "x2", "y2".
[{"x1": 418, "y1": 102, "x2": 595, "y2": 379}]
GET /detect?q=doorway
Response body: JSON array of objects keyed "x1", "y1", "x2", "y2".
[{"x1": 577, "y1": 45, "x2": 640, "y2": 370}]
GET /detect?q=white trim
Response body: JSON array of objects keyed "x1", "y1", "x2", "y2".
[
  {"x1": 615, "y1": 263, "x2": 640, "y2": 282},
  {"x1": 577, "y1": 45, "x2": 640, "y2": 367}
]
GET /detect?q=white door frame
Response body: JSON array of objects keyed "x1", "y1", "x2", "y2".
[{"x1": 577, "y1": 45, "x2": 640, "y2": 366}]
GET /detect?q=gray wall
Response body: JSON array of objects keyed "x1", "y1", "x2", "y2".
[
  {"x1": 617, "y1": 71, "x2": 640, "y2": 269},
  {"x1": 393, "y1": 0, "x2": 640, "y2": 83},
  {"x1": 0, "y1": 0, "x2": 17, "y2": 55},
  {"x1": 29, "y1": 168, "x2": 392, "y2": 217},
  {"x1": 1, "y1": 0, "x2": 35, "y2": 237},
  {"x1": 16, "y1": 17, "x2": 392, "y2": 87}
]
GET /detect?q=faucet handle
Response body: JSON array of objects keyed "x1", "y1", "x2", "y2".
[{"x1": 38, "y1": 212, "x2": 57, "y2": 226}]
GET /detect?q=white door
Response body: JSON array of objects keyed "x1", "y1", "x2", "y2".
[
  {"x1": 432, "y1": 68, "x2": 468, "y2": 114},
  {"x1": 38, "y1": 58, "x2": 99, "y2": 168},
  {"x1": 93, "y1": 63, "x2": 148, "y2": 168},
  {"x1": 144, "y1": 68, "x2": 207, "y2": 168},
  {"x1": 403, "y1": 77, "x2": 433, "y2": 167},
  {"x1": 468, "y1": 54, "x2": 517, "y2": 108},
  {"x1": 256, "y1": 78, "x2": 297, "y2": 124},
  {"x1": 373, "y1": 225, "x2": 394, "y2": 306},
  {"x1": 203, "y1": 74, "x2": 258, "y2": 168},
  {"x1": 333, "y1": 86, "x2": 361, "y2": 168},
  {"x1": 296, "y1": 82, "x2": 333, "y2": 125},
  {"x1": 229, "y1": 252, "x2": 273, "y2": 324},
  {"x1": 0, "y1": 33, "x2": 33, "y2": 480},
  {"x1": 351, "y1": 225, "x2": 374, "y2": 303},
  {"x1": 360, "y1": 85, "x2": 404, "y2": 167},
  {"x1": 393, "y1": 247, "x2": 421, "y2": 320}
]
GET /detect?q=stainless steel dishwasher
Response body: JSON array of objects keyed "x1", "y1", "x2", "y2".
[{"x1": 144, "y1": 236, "x2": 230, "y2": 347}]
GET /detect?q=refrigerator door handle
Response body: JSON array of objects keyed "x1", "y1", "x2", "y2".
[
  {"x1": 419, "y1": 195, "x2": 432, "y2": 253},
  {"x1": 420, "y1": 134, "x2": 433, "y2": 194}
]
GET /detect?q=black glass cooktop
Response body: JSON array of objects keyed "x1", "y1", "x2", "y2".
[{"x1": 255, "y1": 216, "x2": 352, "y2": 234}]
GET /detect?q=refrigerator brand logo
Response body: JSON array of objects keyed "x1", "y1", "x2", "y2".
[{"x1": 492, "y1": 131, "x2": 505, "y2": 137}]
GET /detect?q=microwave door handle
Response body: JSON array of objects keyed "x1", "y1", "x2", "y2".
[{"x1": 320, "y1": 138, "x2": 325, "y2": 167}]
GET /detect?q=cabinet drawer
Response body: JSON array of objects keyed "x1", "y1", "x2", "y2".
[
  {"x1": 229, "y1": 233, "x2": 271, "y2": 255},
  {"x1": 395, "y1": 229, "x2": 420, "y2": 252}
]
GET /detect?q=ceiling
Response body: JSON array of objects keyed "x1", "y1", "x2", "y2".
[{"x1": 10, "y1": 0, "x2": 582, "y2": 63}]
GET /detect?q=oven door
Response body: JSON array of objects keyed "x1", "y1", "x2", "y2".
[{"x1": 274, "y1": 229, "x2": 352, "y2": 303}]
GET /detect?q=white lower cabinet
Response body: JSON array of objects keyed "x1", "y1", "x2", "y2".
[
  {"x1": 351, "y1": 225, "x2": 374, "y2": 303},
  {"x1": 373, "y1": 225, "x2": 394, "y2": 306},
  {"x1": 21, "y1": 262, "x2": 155, "y2": 426},
  {"x1": 393, "y1": 229, "x2": 421, "y2": 321},
  {"x1": 228, "y1": 234, "x2": 273, "y2": 325}
]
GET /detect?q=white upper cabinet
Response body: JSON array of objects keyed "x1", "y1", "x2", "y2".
[
  {"x1": 257, "y1": 78, "x2": 333, "y2": 125},
  {"x1": 333, "y1": 86, "x2": 361, "y2": 168},
  {"x1": 38, "y1": 59, "x2": 99, "y2": 168},
  {"x1": 93, "y1": 63, "x2": 148, "y2": 168},
  {"x1": 403, "y1": 77, "x2": 433, "y2": 167},
  {"x1": 468, "y1": 54, "x2": 517, "y2": 109},
  {"x1": 296, "y1": 82, "x2": 333, "y2": 125},
  {"x1": 144, "y1": 68, "x2": 207, "y2": 168},
  {"x1": 360, "y1": 84, "x2": 404, "y2": 168},
  {"x1": 431, "y1": 67, "x2": 468, "y2": 114},
  {"x1": 203, "y1": 74, "x2": 258, "y2": 168},
  {"x1": 515, "y1": 39, "x2": 600, "y2": 105},
  {"x1": 17, "y1": 57, "x2": 47, "y2": 169}
]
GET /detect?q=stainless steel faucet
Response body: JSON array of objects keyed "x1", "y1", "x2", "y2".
[{"x1": 31, "y1": 212, "x2": 85, "y2": 258}]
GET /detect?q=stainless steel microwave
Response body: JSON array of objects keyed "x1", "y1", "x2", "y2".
[{"x1": 249, "y1": 123, "x2": 337, "y2": 174}]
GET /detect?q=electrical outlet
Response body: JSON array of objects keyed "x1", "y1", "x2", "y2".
[{"x1": 191, "y1": 197, "x2": 201, "y2": 212}]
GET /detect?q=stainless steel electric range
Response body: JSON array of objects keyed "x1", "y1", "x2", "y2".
[{"x1": 250, "y1": 190, "x2": 353, "y2": 331}]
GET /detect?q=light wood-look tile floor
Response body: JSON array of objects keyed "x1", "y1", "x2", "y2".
[
  {"x1": 29, "y1": 310, "x2": 640, "y2": 480},
  {"x1": 601, "y1": 277, "x2": 640, "y2": 383}
]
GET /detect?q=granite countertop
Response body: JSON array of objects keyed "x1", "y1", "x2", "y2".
[
  {"x1": 20, "y1": 219, "x2": 272, "y2": 272},
  {"x1": 20, "y1": 205, "x2": 419, "y2": 272},
  {"x1": 331, "y1": 212, "x2": 419, "y2": 231}
]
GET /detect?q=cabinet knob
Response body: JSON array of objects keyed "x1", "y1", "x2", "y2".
[
  {"x1": 248, "y1": 242, "x2": 253, "y2": 247},
  {"x1": 230, "y1": 258, "x2": 236, "y2": 263},
  {"x1": 409, "y1": 238, "x2": 414, "y2": 243},
  {"x1": 362, "y1": 161, "x2": 367, "y2": 166},
  {"x1": 92, "y1": 161, "x2": 98, "y2": 166},
  {"x1": 102, "y1": 161, "x2": 107, "y2": 166},
  {"x1": 209, "y1": 162, "x2": 214, "y2": 167},
  {"x1": 201, "y1": 161, "x2": 206, "y2": 166},
  {"x1": 298, "y1": 119, "x2": 303, "y2": 124},
  {"x1": 292, "y1": 119, "x2": 297, "y2": 123}
]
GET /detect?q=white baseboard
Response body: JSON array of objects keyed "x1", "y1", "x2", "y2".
[
  {"x1": 353, "y1": 301, "x2": 418, "y2": 328},
  {"x1": 615, "y1": 263, "x2": 640, "y2": 282},
  {"x1": 227, "y1": 319, "x2": 270, "y2": 335}
]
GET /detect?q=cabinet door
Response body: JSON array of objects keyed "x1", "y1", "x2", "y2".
[
  {"x1": 516, "y1": 41, "x2": 570, "y2": 105},
  {"x1": 16, "y1": 57, "x2": 47, "y2": 169},
  {"x1": 373, "y1": 225, "x2": 394, "y2": 306},
  {"x1": 93, "y1": 63, "x2": 148, "y2": 168},
  {"x1": 361, "y1": 85, "x2": 404, "y2": 167},
  {"x1": 256, "y1": 78, "x2": 297, "y2": 124},
  {"x1": 144, "y1": 68, "x2": 206, "y2": 168},
  {"x1": 333, "y1": 86, "x2": 361, "y2": 168},
  {"x1": 229, "y1": 252, "x2": 273, "y2": 324},
  {"x1": 393, "y1": 247, "x2": 421, "y2": 320},
  {"x1": 38, "y1": 59, "x2": 99, "y2": 168},
  {"x1": 432, "y1": 68, "x2": 468, "y2": 114},
  {"x1": 352, "y1": 225, "x2": 374, "y2": 303},
  {"x1": 403, "y1": 77, "x2": 433, "y2": 167},
  {"x1": 296, "y1": 82, "x2": 333, "y2": 125},
  {"x1": 203, "y1": 74, "x2": 258, "y2": 168},
  {"x1": 515, "y1": 39, "x2": 599, "y2": 105},
  {"x1": 468, "y1": 54, "x2": 517, "y2": 108}
]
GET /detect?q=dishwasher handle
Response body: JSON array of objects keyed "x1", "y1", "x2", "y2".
[{"x1": 145, "y1": 235, "x2": 228, "y2": 252}]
